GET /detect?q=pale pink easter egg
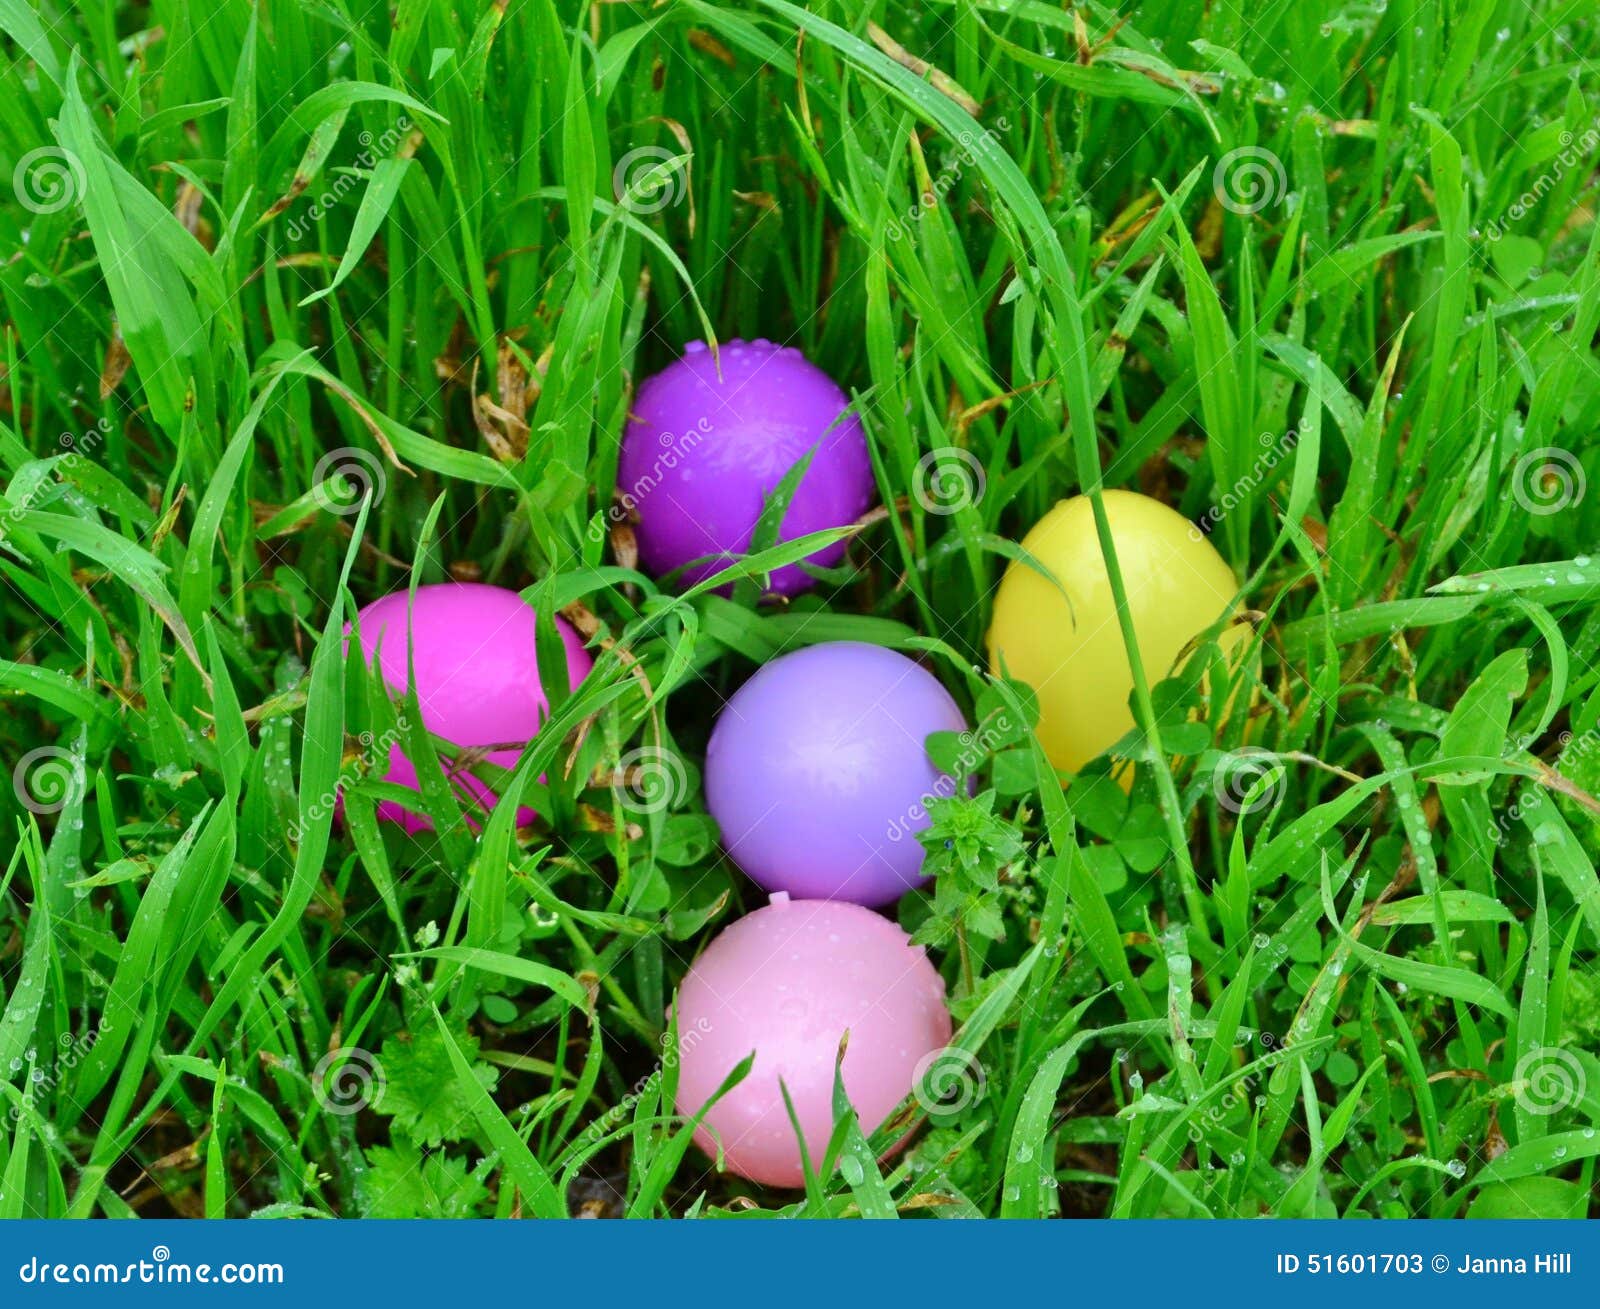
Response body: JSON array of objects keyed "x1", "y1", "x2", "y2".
[{"x1": 674, "y1": 895, "x2": 951, "y2": 1188}]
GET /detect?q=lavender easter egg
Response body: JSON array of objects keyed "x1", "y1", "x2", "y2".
[
  {"x1": 705, "y1": 641, "x2": 968, "y2": 907},
  {"x1": 350, "y1": 583, "x2": 591, "y2": 832},
  {"x1": 616, "y1": 339, "x2": 874, "y2": 596},
  {"x1": 675, "y1": 895, "x2": 952, "y2": 1188}
]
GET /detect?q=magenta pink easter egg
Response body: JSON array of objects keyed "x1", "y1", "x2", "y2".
[
  {"x1": 674, "y1": 895, "x2": 951, "y2": 1188},
  {"x1": 350, "y1": 582, "x2": 591, "y2": 832}
]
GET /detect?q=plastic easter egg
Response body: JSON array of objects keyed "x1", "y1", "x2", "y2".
[
  {"x1": 987, "y1": 489, "x2": 1240, "y2": 775},
  {"x1": 350, "y1": 582, "x2": 591, "y2": 831},
  {"x1": 616, "y1": 339, "x2": 875, "y2": 595},
  {"x1": 674, "y1": 895, "x2": 951, "y2": 1188},
  {"x1": 705, "y1": 642, "x2": 968, "y2": 907}
]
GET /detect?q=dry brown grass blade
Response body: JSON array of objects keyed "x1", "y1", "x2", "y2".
[{"x1": 866, "y1": 21, "x2": 982, "y2": 118}]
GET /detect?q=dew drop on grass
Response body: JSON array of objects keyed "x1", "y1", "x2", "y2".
[
  {"x1": 1229, "y1": 1150, "x2": 1246, "y2": 1167},
  {"x1": 1445, "y1": 1159, "x2": 1467, "y2": 1178},
  {"x1": 1128, "y1": 1072, "x2": 1144, "y2": 1091},
  {"x1": 1551, "y1": 1146, "x2": 1568, "y2": 1160},
  {"x1": 1014, "y1": 1144, "x2": 1034, "y2": 1165},
  {"x1": 839, "y1": 1156, "x2": 864, "y2": 1186}
]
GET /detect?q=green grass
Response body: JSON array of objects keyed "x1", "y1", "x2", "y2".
[{"x1": 2, "y1": 0, "x2": 1599, "y2": 1219}]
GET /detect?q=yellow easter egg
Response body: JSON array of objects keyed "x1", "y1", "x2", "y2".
[{"x1": 988, "y1": 490, "x2": 1242, "y2": 775}]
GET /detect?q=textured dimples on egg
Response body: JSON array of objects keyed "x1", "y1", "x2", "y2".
[
  {"x1": 674, "y1": 896, "x2": 952, "y2": 1188},
  {"x1": 704, "y1": 642, "x2": 970, "y2": 907},
  {"x1": 350, "y1": 582, "x2": 592, "y2": 832},
  {"x1": 616, "y1": 339, "x2": 875, "y2": 596}
]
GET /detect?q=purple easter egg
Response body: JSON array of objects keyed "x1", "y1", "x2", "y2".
[
  {"x1": 704, "y1": 641, "x2": 969, "y2": 907},
  {"x1": 617, "y1": 339, "x2": 875, "y2": 596},
  {"x1": 349, "y1": 583, "x2": 592, "y2": 833}
]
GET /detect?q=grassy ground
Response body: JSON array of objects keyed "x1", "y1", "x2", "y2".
[{"x1": 2, "y1": 0, "x2": 1599, "y2": 1219}]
